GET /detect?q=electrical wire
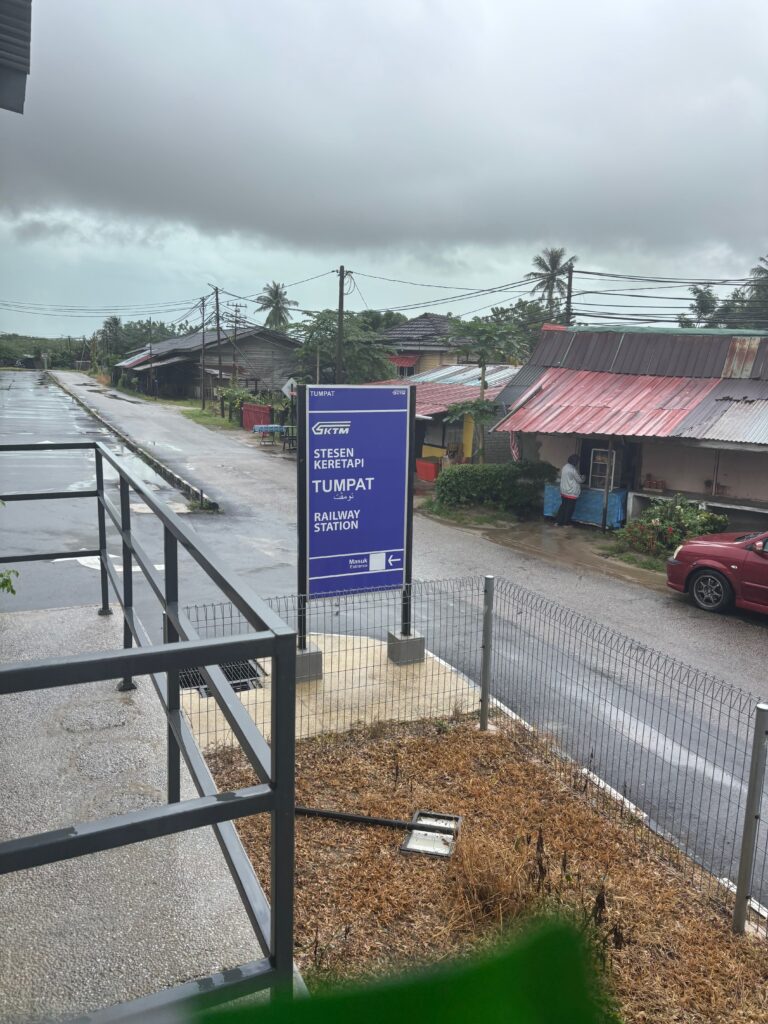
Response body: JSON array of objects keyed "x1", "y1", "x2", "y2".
[
  {"x1": 350, "y1": 270, "x2": 478, "y2": 290},
  {"x1": 348, "y1": 275, "x2": 370, "y2": 309},
  {"x1": 574, "y1": 269, "x2": 752, "y2": 285}
]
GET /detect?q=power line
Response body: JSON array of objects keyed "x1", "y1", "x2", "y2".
[
  {"x1": 350, "y1": 270, "x2": 478, "y2": 290},
  {"x1": 226, "y1": 271, "x2": 337, "y2": 303},
  {"x1": 0, "y1": 296, "x2": 200, "y2": 313},
  {"x1": 348, "y1": 275, "x2": 370, "y2": 309},
  {"x1": 574, "y1": 269, "x2": 752, "y2": 285}
]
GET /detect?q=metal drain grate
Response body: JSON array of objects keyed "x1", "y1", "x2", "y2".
[{"x1": 178, "y1": 659, "x2": 265, "y2": 698}]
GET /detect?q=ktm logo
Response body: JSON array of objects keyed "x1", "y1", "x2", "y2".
[{"x1": 312, "y1": 421, "x2": 351, "y2": 436}]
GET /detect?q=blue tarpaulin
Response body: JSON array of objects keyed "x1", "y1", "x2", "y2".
[{"x1": 544, "y1": 484, "x2": 627, "y2": 529}]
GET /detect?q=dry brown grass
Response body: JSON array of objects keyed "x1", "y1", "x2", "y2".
[{"x1": 209, "y1": 718, "x2": 768, "y2": 1023}]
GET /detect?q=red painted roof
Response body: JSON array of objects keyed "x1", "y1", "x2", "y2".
[
  {"x1": 494, "y1": 367, "x2": 720, "y2": 437},
  {"x1": 388, "y1": 354, "x2": 418, "y2": 367},
  {"x1": 375, "y1": 376, "x2": 512, "y2": 416}
]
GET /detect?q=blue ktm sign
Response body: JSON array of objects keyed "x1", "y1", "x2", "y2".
[{"x1": 301, "y1": 385, "x2": 413, "y2": 598}]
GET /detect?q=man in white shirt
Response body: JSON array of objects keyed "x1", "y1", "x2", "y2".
[{"x1": 555, "y1": 454, "x2": 585, "y2": 527}]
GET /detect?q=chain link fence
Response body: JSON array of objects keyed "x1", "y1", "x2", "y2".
[{"x1": 181, "y1": 575, "x2": 767, "y2": 937}]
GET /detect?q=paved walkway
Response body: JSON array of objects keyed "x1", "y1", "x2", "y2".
[{"x1": 0, "y1": 605, "x2": 256, "y2": 1023}]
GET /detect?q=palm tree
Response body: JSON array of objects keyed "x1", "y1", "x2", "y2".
[
  {"x1": 749, "y1": 256, "x2": 768, "y2": 291},
  {"x1": 255, "y1": 281, "x2": 299, "y2": 331},
  {"x1": 525, "y1": 248, "x2": 577, "y2": 317}
]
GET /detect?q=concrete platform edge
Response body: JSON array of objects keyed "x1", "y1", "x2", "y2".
[{"x1": 48, "y1": 372, "x2": 220, "y2": 512}]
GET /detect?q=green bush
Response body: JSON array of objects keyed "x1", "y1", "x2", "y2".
[
  {"x1": 222, "y1": 386, "x2": 256, "y2": 412},
  {"x1": 435, "y1": 461, "x2": 557, "y2": 518},
  {"x1": 614, "y1": 494, "x2": 728, "y2": 557}
]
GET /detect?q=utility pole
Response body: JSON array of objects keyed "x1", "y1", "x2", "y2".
[
  {"x1": 214, "y1": 286, "x2": 222, "y2": 412},
  {"x1": 564, "y1": 261, "x2": 574, "y2": 327},
  {"x1": 200, "y1": 296, "x2": 207, "y2": 410},
  {"x1": 335, "y1": 264, "x2": 346, "y2": 385},
  {"x1": 148, "y1": 319, "x2": 155, "y2": 399},
  {"x1": 231, "y1": 302, "x2": 244, "y2": 387}
]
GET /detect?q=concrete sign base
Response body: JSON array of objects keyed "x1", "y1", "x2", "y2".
[{"x1": 387, "y1": 629, "x2": 426, "y2": 665}]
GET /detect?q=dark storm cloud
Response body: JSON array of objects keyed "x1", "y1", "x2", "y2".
[
  {"x1": 11, "y1": 216, "x2": 86, "y2": 244},
  {"x1": 2, "y1": 0, "x2": 766, "y2": 256}
]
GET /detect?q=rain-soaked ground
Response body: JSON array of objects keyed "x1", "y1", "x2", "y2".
[{"x1": 0, "y1": 371, "x2": 194, "y2": 622}]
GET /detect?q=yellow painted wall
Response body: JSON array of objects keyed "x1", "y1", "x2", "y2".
[
  {"x1": 422, "y1": 444, "x2": 447, "y2": 458},
  {"x1": 416, "y1": 352, "x2": 442, "y2": 372},
  {"x1": 462, "y1": 415, "x2": 474, "y2": 461}
]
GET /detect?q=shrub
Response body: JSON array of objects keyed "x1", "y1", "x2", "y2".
[
  {"x1": 435, "y1": 461, "x2": 557, "y2": 518},
  {"x1": 614, "y1": 494, "x2": 728, "y2": 557},
  {"x1": 222, "y1": 386, "x2": 256, "y2": 412}
]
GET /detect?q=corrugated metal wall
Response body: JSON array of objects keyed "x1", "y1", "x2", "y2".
[{"x1": 0, "y1": 0, "x2": 32, "y2": 113}]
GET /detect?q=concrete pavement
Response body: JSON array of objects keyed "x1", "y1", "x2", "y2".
[
  {"x1": 47, "y1": 371, "x2": 768, "y2": 699},
  {"x1": 0, "y1": 605, "x2": 257, "y2": 1023}
]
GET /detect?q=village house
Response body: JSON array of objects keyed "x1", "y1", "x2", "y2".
[
  {"x1": 114, "y1": 324, "x2": 300, "y2": 400},
  {"x1": 493, "y1": 325, "x2": 768, "y2": 530},
  {"x1": 379, "y1": 313, "x2": 475, "y2": 377},
  {"x1": 377, "y1": 363, "x2": 521, "y2": 473}
]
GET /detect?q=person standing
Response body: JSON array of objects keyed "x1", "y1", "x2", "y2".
[{"x1": 556, "y1": 454, "x2": 585, "y2": 526}]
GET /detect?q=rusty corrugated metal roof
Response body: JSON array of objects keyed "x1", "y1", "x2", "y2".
[
  {"x1": 115, "y1": 350, "x2": 152, "y2": 369},
  {"x1": 528, "y1": 326, "x2": 768, "y2": 379},
  {"x1": 674, "y1": 379, "x2": 768, "y2": 444},
  {"x1": 722, "y1": 337, "x2": 762, "y2": 379},
  {"x1": 493, "y1": 368, "x2": 720, "y2": 437},
  {"x1": 375, "y1": 364, "x2": 520, "y2": 416}
]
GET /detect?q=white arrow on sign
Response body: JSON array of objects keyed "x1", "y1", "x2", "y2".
[
  {"x1": 387, "y1": 554, "x2": 402, "y2": 567},
  {"x1": 281, "y1": 377, "x2": 297, "y2": 398}
]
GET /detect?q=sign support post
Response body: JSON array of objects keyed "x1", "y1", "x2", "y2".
[
  {"x1": 297, "y1": 384, "x2": 308, "y2": 652},
  {"x1": 401, "y1": 385, "x2": 416, "y2": 637}
]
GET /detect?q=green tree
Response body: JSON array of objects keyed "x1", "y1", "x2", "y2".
[
  {"x1": 358, "y1": 310, "x2": 408, "y2": 334},
  {"x1": 746, "y1": 255, "x2": 768, "y2": 328},
  {"x1": 677, "y1": 285, "x2": 719, "y2": 328},
  {"x1": 485, "y1": 299, "x2": 549, "y2": 361},
  {"x1": 674, "y1": 257, "x2": 768, "y2": 331},
  {"x1": 121, "y1": 318, "x2": 192, "y2": 349},
  {"x1": 444, "y1": 397, "x2": 500, "y2": 465},
  {"x1": 749, "y1": 254, "x2": 768, "y2": 289},
  {"x1": 255, "y1": 281, "x2": 299, "y2": 331},
  {"x1": 95, "y1": 315, "x2": 124, "y2": 369},
  {"x1": 449, "y1": 317, "x2": 520, "y2": 463},
  {"x1": 524, "y1": 247, "x2": 577, "y2": 317},
  {"x1": 292, "y1": 310, "x2": 393, "y2": 384}
]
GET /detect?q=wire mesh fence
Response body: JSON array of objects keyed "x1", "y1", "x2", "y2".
[
  {"x1": 182, "y1": 575, "x2": 767, "y2": 937},
  {"x1": 184, "y1": 578, "x2": 484, "y2": 745},
  {"x1": 490, "y1": 579, "x2": 766, "y2": 936}
]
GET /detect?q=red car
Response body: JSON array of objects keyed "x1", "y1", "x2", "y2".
[{"x1": 667, "y1": 531, "x2": 768, "y2": 614}]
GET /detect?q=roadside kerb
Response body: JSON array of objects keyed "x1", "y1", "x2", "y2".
[{"x1": 48, "y1": 373, "x2": 220, "y2": 511}]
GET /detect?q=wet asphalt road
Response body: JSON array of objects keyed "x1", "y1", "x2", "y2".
[{"x1": 2, "y1": 370, "x2": 767, "y2": 903}]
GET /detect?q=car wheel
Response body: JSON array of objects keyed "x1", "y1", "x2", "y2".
[{"x1": 689, "y1": 569, "x2": 733, "y2": 613}]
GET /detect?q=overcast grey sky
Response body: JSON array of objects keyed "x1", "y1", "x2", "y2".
[{"x1": 1, "y1": 0, "x2": 766, "y2": 335}]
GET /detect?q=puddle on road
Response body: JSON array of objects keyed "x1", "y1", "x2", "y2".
[
  {"x1": 131, "y1": 500, "x2": 189, "y2": 515},
  {"x1": 104, "y1": 391, "x2": 142, "y2": 404},
  {"x1": 0, "y1": 372, "x2": 182, "y2": 504}
]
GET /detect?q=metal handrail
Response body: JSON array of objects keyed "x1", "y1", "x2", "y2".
[{"x1": 0, "y1": 440, "x2": 299, "y2": 1017}]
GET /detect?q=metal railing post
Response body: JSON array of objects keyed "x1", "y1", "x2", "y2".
[
  {"x1": 95, "y1": 448, "x2": 112, "y2": 617},
  {"x1": 733, "y1": 702, "x2": 768, "y2": 933},
  {"x1": 271, "y1": 632, "x2": 296, "y2": 994},
  {"x1": 164, "y1": 527, "x2": 181, "y2": 803},
  {"x1": 479, "y1": 575, "x2": 495, "y2": 731},
  {"x1": 117, "y1": 475, "x2": 136, "y2": 691}
]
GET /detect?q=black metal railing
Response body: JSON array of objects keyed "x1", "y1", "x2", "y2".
[{"x1": 0, "y1": 440, "x2": 299, "y2": 1019}]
